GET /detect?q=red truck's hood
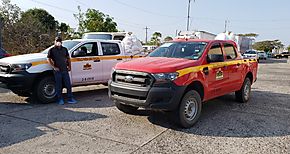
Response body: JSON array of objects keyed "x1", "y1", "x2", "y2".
[{"x1": 115, "y1": 57, "x2": 198, "y2": 73}]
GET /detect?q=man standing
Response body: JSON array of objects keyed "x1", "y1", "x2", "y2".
[{"x1": 47, "y1": 37, "x2": 77, "y2": 105}]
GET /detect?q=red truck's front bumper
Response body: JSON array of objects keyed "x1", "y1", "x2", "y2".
[{"x1": 109, "y1": 80, "x2": 186, "y2": 111}]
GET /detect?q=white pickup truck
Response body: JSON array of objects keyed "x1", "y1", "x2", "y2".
[{"x1": 0, "y1": 39, "x2": 143, "y2": 103}]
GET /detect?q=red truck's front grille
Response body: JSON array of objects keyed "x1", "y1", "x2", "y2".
[{"x1": 113, "y1": 70, "x2": 153, "y2": 87}]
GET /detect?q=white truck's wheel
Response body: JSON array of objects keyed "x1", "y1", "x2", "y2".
[{"x1": 34, "y1": 76, "x2": 57, "y2": 103}]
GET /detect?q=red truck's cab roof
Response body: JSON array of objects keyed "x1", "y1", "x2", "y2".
[
  {"x1": 172, "y1": 38, "x2": 237, "y2": 46},
  {"x1": 115, "y1": 39, "x2": 239, "y2": 74}
]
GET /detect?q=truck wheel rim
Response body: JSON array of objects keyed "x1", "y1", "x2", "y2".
[
  {"x1": 43, "y1": 83, "x2": 55, "y2": 98},
  {"x1": 244, "y1": 82, "x2": 251, "y2": 100},
  {"x1": 184, "y1": 98, "x2": 198, "y2": 121}
]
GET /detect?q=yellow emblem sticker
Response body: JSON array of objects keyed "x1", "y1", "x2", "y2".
[
  {"x1": 83, "y1": 63, "x2": 92, "y2": 70},
  {"x1": 216, "y1": 70, "x2": 223, "y2": 80}
]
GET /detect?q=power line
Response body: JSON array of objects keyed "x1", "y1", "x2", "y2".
[
  {"x1": 74, "y1": 0, "x2": 90, "y2": 8},
  {"x1": 112, "y1": 0, "x2": 182, "y2": 18},
  {"x1": 28, "y1": 0, "x2": 76, "y2": 13}
]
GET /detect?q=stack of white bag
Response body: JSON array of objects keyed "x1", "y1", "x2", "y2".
[
  {"x1": 215, "y1": 31, "x2": 236, "y2": 42},
  {"x1": 122, "y1": 32, "x2": 144, "y2": 56}
]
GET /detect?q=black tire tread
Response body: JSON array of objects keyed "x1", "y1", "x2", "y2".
[{"x1": 235, "y1": 77, "x2": 251, "y2": 103}]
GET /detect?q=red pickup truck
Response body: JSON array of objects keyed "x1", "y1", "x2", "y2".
[{"x1": 109, "y1": 39, "x2": 258, "y2": 128}]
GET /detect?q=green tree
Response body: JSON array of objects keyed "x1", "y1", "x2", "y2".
[
  {"x1": 58, "y1": 22, "x2": 69, "y2": 33},
  {"x1": 85, "y1": 9, "x2": 117, "y2": 32},
  {"x1": 0, "y1": 0, "x2": 21, "y2": 24},
  {"x1": 150, "y1": 32, "x2": 162, "y2": 46},
  {"x1": 287, "y1": 45, "x2": 290, "y2": 52},
  {"x1": 73, "y1": 6, "x2": 85, "y2": 36},
  {"x1": 164, "y1": 36, "x2": 173, "y2": 42},
  {"x1": 253, "y1": 40, "x2": 284, "y2": 52},
  {"x1": 237, "y1": 33, "x2": 259, "y2": 37},
  {"x1": 21, "y1": 8, "x2": 57, "y2": 31},
  {"x1": 74, "y1": 6, "x2": 118, "y2": 36},
  {"x1": 1, "y1": 0, "x2": 68, "y2": 54},
  {"x1": 15, "y1": 15, "x2": 52, "y2": 54},
  {"x1": 0, "y1": 0, "x2": 22, "y2": 53}
]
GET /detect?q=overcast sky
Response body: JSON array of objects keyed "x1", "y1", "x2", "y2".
[{"x1": 11, "y1": 0, "x2": 290, "y2": 46}]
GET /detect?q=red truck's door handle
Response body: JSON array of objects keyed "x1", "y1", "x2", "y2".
[{"x1": 203, "y1": 67, "x2": 209, "y2": 75}]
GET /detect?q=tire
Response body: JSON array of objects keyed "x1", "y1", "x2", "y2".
[
  {"x1": 33, "y1": 76, "x2": 57, "y2": 103},
  {"x1": 235, "y1": 77, "x2": 252, "y2": 103},
  {"x1": 172, "y1": 90, "x2": 202, "y2": 128},
  {"x1": 11, "y1": 90, "x2": 31, "y2": 97},
  {"x1": 115, "y1": 102, "x2": 138, "y2": 114}
]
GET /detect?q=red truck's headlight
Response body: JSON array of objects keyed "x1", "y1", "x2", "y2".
[{"x1": 152, "y1": 72, "x2": 179, "y2": 83}]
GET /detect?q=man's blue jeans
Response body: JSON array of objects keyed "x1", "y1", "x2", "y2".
[{"x1": 54, "y1": 71, "x2": 73, "y2": 101}]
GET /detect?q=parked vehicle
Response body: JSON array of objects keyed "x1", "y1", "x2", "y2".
[
  {"x1": 82, "y1": 32, "x2": 126, "y2": 41},
  {"x1": 243, "y1": 50, "x2": 259, "y2": 62},
  {"x1": 109, "y1": 39, "x2": 258, "y2": 128},
  {"x1": 273, "y1": 52, "x2": 290, "y2": 59},
  {"x1": 0, "y1": 39, "x2": 143, "y2": 103},
  {"x1": 142, "y1": 45, "x2": 157, "y2": 53},
  {"x1": 0, "y1": 48, "x2": 11, "y2": 59},
  {"x1": 267, "y1": 52, "x2": 273, "y2": 58},
  {"x1": 257, "y1": 51, "x2": 267, "y2": 60}
]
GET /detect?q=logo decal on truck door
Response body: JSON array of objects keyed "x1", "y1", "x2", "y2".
[
  {"x1": 216, "y1": 69, "x2": 223, "y2": 80},
  {"x1": 83, "y1": 63, "x2": 92, "y2": 70}
]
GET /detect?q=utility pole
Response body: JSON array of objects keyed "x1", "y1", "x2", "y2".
[
  {"x1": 144, "y1": 26, "x2": 149, "y2": 44},
  {"x1": 186, "y1": 0, "x2": 195, "y2": 31},
  {"x1": 224, "y1": 20, "x2": 229, "y2": 32}
]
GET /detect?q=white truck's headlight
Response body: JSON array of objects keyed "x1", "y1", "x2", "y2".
[
  {"x1": 11, "y1": 63, "x2": 32, "y2": 72},
  {"x1": 152, "y1": 72, "x2": 179, "y2": 83},
  {"x1": 111, "y1": 68, "x2": 116, "y2": 79}
]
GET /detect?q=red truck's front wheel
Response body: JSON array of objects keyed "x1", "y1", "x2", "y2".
[{"x1": 173, "y1": 90, "x2": 202, "y2": 128}]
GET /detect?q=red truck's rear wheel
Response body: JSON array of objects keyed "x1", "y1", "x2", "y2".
[
  {"x1": 235, "y1": 77, "x2": 251, "y2": 103},
  {"x1": 173, "y1": 90, "x2": 202, "y2": 128}
]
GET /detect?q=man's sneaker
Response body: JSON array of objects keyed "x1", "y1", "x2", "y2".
[
  {"x1": 57, "y1": 99, "x2": 64, "y2": 105},
  {"x1": 68, "y1": 98, "x2": 77, "y2": 104}
]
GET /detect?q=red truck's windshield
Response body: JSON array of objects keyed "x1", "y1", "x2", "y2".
[{"x1": 149, "y1": 42, "x2": 208, "y2": 60}]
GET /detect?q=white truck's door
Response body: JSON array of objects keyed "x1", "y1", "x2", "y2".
[
  {"x1": 70, "y1": 42, "x2": 103, "y2": 86},
  {"x1": 99, "y1": 42, "x2": 123, "y2": 82}
]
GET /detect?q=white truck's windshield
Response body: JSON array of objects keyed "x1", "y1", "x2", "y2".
[
  {"x1": 149, "y1": 42, "x2": 207, "y2": 60},
  {"x1": 42, "y1": 41, "x2": 81, "y2": 54}
]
